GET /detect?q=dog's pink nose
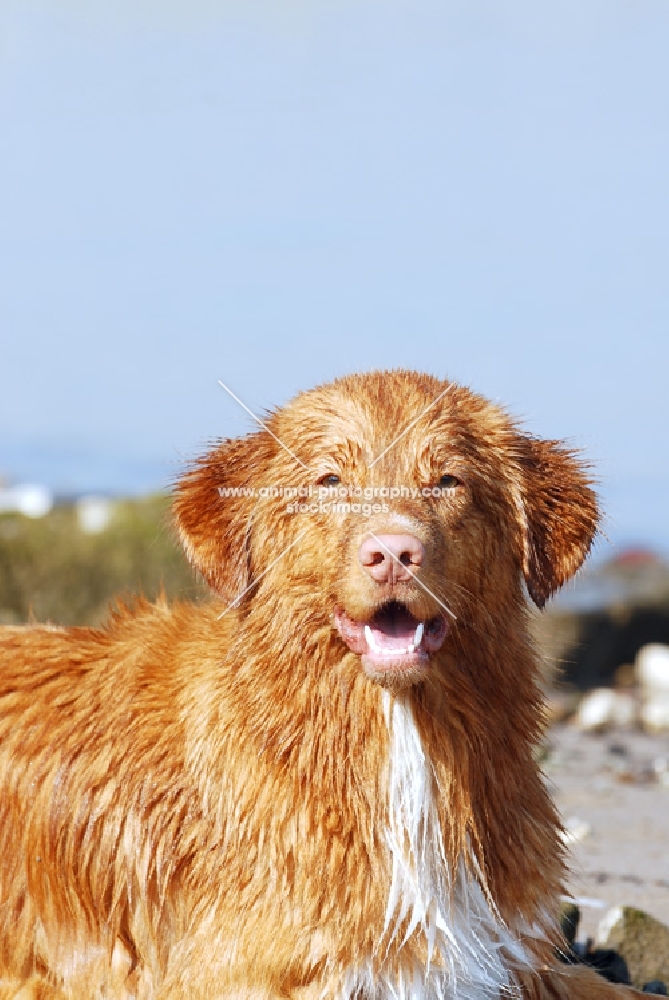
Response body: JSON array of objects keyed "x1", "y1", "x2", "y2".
[{"x1": 359, "y1": 534, "x2": 425, "y2": 585}]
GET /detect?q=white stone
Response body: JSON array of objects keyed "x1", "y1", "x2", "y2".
[
  {"x1": 636, "y1": 644, "x2": 669, "y2": 694},
  {"x1": 596, "y1": 906, "x2": 624, "y2": 946},
  {"x1": 574, "y1": 688, "x2": 636, "y2": 731},
  {"x1": 640, "y1": 694, "x2": 669, "y2": 734},
  {"x1": 560, "y1": 815, "x2": 591, "y2": 846}
]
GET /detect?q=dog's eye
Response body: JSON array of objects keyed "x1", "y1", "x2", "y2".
[
  {"x1": 438, "y1": 474, "x2": 460, "y2": 489},
  {"x1": 318, "y1": 474, "x2": 340, "y2": 487}
]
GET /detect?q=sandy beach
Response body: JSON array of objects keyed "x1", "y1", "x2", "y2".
[{"x1": 544, "y1": 723, "x2": 669, "y2": 944}]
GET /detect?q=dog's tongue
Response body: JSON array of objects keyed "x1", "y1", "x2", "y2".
[
  {"x1": 368, "y1": 603, "x2": 418, "y2": 650},
  {"x1": 334, "y1": 603, "x2": 448, "y2": 660}
]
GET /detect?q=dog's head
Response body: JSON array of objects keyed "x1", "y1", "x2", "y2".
[{"x1": 174, "y1": 371, "x2": 598, "y2": 688}]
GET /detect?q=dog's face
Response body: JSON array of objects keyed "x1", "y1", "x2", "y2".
[{"x1": 174, "y1": 370, "x2": 598, "y2": 688}]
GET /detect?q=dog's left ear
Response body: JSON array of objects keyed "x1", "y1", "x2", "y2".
[
  {"x1": 513, "y1": 436, "x2": 599, "y2": 608},
  {"x1": 173, "y1": 431, "x2": 277, "y2": 604}
]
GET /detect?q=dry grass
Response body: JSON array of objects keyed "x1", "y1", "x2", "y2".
[{"x1": 0, "y1": 495, "x2": 205, "y2": 627}]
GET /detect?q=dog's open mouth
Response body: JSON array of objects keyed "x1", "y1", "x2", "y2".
[{"x1": 334, "y1": 600, "x2": 448, "y2": 681}]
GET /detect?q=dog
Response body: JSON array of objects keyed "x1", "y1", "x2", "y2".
[{"x1": 0, "y1": 370, "x2": 643, "y2": 999}]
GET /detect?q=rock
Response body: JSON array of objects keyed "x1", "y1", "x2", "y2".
[
  {"x1": 559, "y1": 901, "x2": 580, "y2": 947},
  {"x1": 583, "y1": 948, "x2": 631, "y2": 985},
  {"x1": 653, "y1": 756, "x2": 669, "y2": 786},
  {"x1": 574, "y1": 688, "x2": 637, "y2": 732},
  {"x1": 575, "y1": 688, "x2": 615, "y2": 731},
  {"x1": 560, "y1": 815, "x2": 591, "y2": 845},
  {"x1": 614, "y1": 662, "x2": 636, "y2": 688},
  {"x1": 636, "y1": 644, "x2": 669, "y2": 731},
  {"x1": 637, "y1": 644, "x2": 669, "y2": 694},
  {"x1": 643, "y1": 982, "x2": 668, "y2": 995},
  {"x1": 597, "y1": 906, "x2": 669, "y2": 989},
  {"x1": 641, "y1": 694, "x2": 669, "y2": 734},
  {"x1": 562, "y1": 943, "x2": 632, "y2": 984}
]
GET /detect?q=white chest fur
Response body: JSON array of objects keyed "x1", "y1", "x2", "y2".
[{"x1": 344, "y1": 694, "x2": 531, "y2": 1000}]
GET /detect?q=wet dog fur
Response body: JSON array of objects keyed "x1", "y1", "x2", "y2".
[{"x1": 0, "y1": 371, "x2": 642, "y2": 998}]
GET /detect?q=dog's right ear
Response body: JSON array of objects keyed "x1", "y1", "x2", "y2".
[
  {"x1": 173, "y1": 432, "x2": 275, "y2": 604},
  {"x1": 512, "y1": 435, "x2": 599, "y2": 609}
]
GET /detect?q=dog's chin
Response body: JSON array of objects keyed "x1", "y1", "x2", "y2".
[
  {"x1": 360, "y1": 653, "x2": 431, "y2": 690},
  {"x1": 334, "y1": 600, "x2": 449, "y2": 688}
]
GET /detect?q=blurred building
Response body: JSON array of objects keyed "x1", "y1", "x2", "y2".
[
  {"x1": 75, "y1": 496, "x2": 114, "y2": 534},
  {"x1": 539, "y1": 549, "x2": 669, "y2": 690},
  {"x1": 0, "y1": 483, "x2": 53, "y2": 518}
]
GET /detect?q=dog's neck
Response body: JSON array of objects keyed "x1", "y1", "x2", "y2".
[
  {"x1": 220, "y1": 600, "x2": 559, "y2": 991},
  {"x1": 351, "y1": 691, "x2": 532, "y2": 1000}
]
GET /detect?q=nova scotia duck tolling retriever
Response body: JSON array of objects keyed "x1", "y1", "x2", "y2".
[{"x1": 0, "y1": 371, "x2": 643, "y2": 999}]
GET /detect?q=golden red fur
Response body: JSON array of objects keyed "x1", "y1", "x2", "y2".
[{"x1": 0, "y1": 371, "x2": 643, "y2": 998}]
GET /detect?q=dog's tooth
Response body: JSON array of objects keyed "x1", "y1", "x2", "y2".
[
  {"x1": 414, "y1": 622, "x2": 424, "y2": 647},
  {"x1": 363, "y1": 626, "x2": 417, "y2": 657}
]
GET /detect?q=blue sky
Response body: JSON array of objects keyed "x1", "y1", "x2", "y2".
[{"x1": 1, "y1": 0, "x2": 668, "y2": 554}]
